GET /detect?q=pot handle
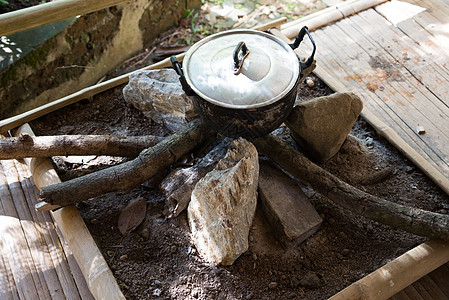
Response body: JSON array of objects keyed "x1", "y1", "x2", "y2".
[
  {"x1": 290, "y1": 26, "x2": 316, "y2": 71},
  {"x1": 170, "y1": 56, "x2": 196, "y2": 96},
  {"x1": 233, "y1": 41, "x2": 250, "y2": 75}
]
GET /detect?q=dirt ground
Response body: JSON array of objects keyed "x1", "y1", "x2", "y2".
[
  {"x1": 16, "y1": 1, "x2": 449, "y2": 299},
  {"x1": 29, "y1": 70, "x2": 449, "y2": 299}
]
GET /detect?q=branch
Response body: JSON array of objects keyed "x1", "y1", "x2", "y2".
[
  {"x1": 0, "y1": 134, "x2": 165, "y2": 159},
  {"x1": 253, "y1": 134, "x2": 449, "y2": 241},
  {"x1": 39, "y1": 119, "x2": 216, "y2": 207}
]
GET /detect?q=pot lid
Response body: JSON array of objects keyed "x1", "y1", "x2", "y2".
[{"x1": 183, "y1": 29, "x2": 300, "y2": 109}]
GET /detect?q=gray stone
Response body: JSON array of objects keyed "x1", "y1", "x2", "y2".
[
  {"x1": 258, "y1": 160, "x2": 322, "y2": 248},
  {"x1": 123, "y1": 69, "x2": 197, "y2": 132},
  {"x1": 188, "y1": 138, "x2": 259, "y2": 266},
  {"x1": 286, "y1": 92, "x2": 363, "y2": 162}
]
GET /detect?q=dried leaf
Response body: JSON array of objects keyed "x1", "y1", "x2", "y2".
[{"x1": 118, "y1": 197, "x2": 147, "y2": 235}]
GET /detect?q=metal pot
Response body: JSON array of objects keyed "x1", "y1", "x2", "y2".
[{"x1": 171, "y1": 26, "x2": 316, "y2": 139}]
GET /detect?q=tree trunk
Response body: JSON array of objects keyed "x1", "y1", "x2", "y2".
[{"x1": 0, "y1": 134, "x2": 164, "y2": 159}]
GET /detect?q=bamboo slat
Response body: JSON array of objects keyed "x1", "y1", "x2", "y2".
[
  {"x1": 13, "y1": 160, "x2": 87, "y2": 299},
  {"x1": 16, "y1": 123, "x2": 125, "y2": 300},
  {"x1": 0, "y1": 164, "x2": 42, "y2": 299},
  {"x1": 330, "y1": 240, "x2": 449, "y2": 300},
  {"x1": 0, "y1": 0, "x2": 131, "y2": 37}
]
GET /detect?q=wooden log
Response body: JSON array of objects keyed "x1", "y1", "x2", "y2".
[
  {"x1": 161, "y1": 138, "x2": 230, "y2": 218},
  {"x1": 0, "y1": 134, "x2": 164, "y2": 159},
  {"x1": 16, "y1": 123, "x2": 125, "y2": 300},
  {"x1": 258, "y1": 160, "x2": 322, "y2": 248},
  {"x1": 329, "y1": 240, "x2": 449, "y2": 300},
  {"x1": 253, "y1": 134, "x2": 449, "y2": 241},
  {"x1": 39, "y1": 119, "x2": 215, "y2": 207},
  {"x1": 0, "y1": 17, "x2": 287, "y2": 135},
  {"x1": 0, "y1": 0, "x2": 131, "y2": 37}
]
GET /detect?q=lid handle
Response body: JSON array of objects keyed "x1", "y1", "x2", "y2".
[{"x1": 233, "y1": 41, "x2": 250, "y2": 75}]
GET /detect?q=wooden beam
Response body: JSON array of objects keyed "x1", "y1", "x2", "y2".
[
  {"x1": 329, "y1": 240, "x2": 449, "y2": 300},
  {"x1": 15, "y1": 123, "x2": 126, "y2": 300},
  {"x1": 0, "y1": 0, "x2": 131, "y2": 37}
]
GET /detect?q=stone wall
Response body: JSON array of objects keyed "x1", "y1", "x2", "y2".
[{"x1": 0, "y1": 0, "x2": 201, "y2": 118}]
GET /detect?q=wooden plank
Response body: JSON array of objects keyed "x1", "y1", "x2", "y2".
[
  {"x1": 16, "y1": 123, "x2": 125, "y2": 300},
  {"x1": 329, "y1": 240, "x2": 449, "y2": 300},
  {"x1": 413, "y1": 274, "x2": 447, "y2": 299},
  {"x1": 426, "y1": 263, "x2": 449, "y2": 296},
  {"x1": 301, "y1": 13, "x2": 449, "y2": 193},
  {"x1": 0, "y1": 0, "x2": 131, "y2": 37},
  {"x1": 14, "y1": 160, "x2": 87, "y2": 299},
  {"x1": 354, "y1": 9, "x2": 449, "y2": 107},
  {"x1": 275, "y1": 23, "x2": 449, "y2": 195},
  {"x1": 0, "y1": 17, "x2": 287, "y2": 135},
  {"x1": 400, "y1": 285, "x2": 425, "y2": 300},
  {"x1": 310, "y1": 24, "x2": 448, "y2": 161}
]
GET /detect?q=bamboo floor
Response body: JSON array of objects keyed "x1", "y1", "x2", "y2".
[
  {"x1": 390, "y1": 262, "x2": 449, "y2": 300},
  {"x1": 298, "y1": 0, "x2": 449, "y2": 195},
  {"x1": 0, "y1": 156, "x2": 94, "y2": 299}
]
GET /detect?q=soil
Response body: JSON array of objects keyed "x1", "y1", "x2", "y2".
[
  {"x1": 0, "y1": 0, "x2": 50, "y2": 14},
  {"x1": 29, "y1": 72, "x2": 449, "y2": 299}
]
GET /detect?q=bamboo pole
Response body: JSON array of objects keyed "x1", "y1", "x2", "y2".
[
  {"x1": 280, "y1": 0, "x2": 389, "y2": 39},
  {"x1": 16, "y1": 123, "x2": 125, "y2": 300},
  {"x1": 329, "y1": 240, "x2": 449, "y2": 300},
  {"x1": 0, "y1": 0, "x2": 131, "y2": 37},
  {"x1": 0, "y1": 17, "x2": 287, "y2": 135}
]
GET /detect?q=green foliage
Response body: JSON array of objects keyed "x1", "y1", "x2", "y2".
[{"x1": 0, "y1": 0, "x2": 9, "y2": 5}]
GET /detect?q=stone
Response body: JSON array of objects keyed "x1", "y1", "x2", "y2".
[
  {"x1": 286, "y1": 92, "x2": 363, "y2": 162},
  {"x1": 299, "y1": 271, "x2": 321, "y2": 289},
  {"x1": 123, "y1": 69, "x2": 197, "y2": 132},
  {"x1": 258, "y1": 160, "x2": 322, "y2": 248},
  {"x1": 188, "y1": 138, "x2": 259, "y2": 266}
]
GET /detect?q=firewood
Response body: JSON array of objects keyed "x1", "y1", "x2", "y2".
[
  {"x1": 38, "y1": 119, "x2": 216, "y2": 207},
  {"x1": 253, "y1": 134, "x2": 449, "y2": 241},
  {"x1": 161, "y1": 138, "x2": 231, "y2": 218},
  {"x1": 0, "y1": 134, "x2": 164, "y2": 159}
]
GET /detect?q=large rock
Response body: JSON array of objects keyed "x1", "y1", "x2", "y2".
[
  {"x1": 188, "y1": 138, "x2": 259, "y2": 266},
  {"x1": 123, "y1": 69, "x2": 197, "y2": 132},
  {"x1": 258, "y1": 160, "x2": 322, "y2": 248},
  {"x1": 286, "y1": 92, "x2": 363, "y2": 162}
]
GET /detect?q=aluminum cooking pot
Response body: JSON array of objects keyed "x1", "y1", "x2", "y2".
[{"x1": 171, "y1": 26, "x2": 316, "y2": 139}]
